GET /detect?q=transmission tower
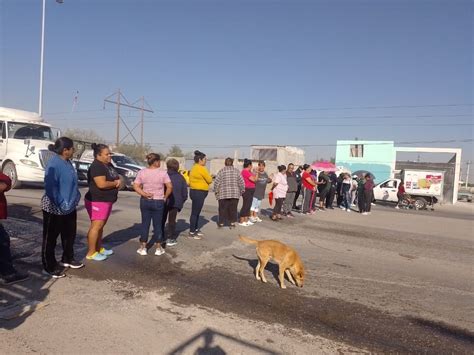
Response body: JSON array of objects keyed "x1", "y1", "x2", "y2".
[{"x1": 103, "y1": 89, "x2": 154, "y2": 146}]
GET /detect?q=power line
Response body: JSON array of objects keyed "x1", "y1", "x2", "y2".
[
  {"x1": 157, "y1": 103, "x2": 473, "y2": 113},
  {"x1": 58, "y1": 120, "x2": 473, "y2": 127},
  {"x1": 46, "y1": 113, "x2": 472, "y2": 122},
  {"x1": 141, "y1": 139, "x2": 473, "y2": 149},
  {"x1": 44, "y1": 103, "x2": 473, "y2": 116}
]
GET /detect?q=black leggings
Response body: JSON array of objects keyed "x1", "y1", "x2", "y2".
[
  {"x1": 357, "y1": 191, "x2": 365, "y2": 213},
  {"x1": 0, "y1": 223, "x2": 15, "y2": 276},
  {"x1": 42, "y1": 210, "x2": 77, "y2": 272},
  {"x1": 218, "y1": 198, "x2": 239, "y2": 225},
  {"x1": 273, "y1": 197, "x2": 285, "y2": 216},
  {"x1": 163, "y1": 204, "x2": 179, "y2": 240},
  {"x1": 364, "y1": 190, "x2": 374, "y2": 212},
  {"x1": 240, "y1": 188, "x2": 255, "y2": 218},
  {"x1": 190, "y1": 189, "x2": 208, "y2": 233}
]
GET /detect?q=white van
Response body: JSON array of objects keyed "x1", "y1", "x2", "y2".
[{"x1": 0, "y1": 107, "x2": 58, "y2": 188}]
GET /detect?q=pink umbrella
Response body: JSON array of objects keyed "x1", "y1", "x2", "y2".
[{"x1": 311, "y1": 161, "x2": 337, "y2": 172}]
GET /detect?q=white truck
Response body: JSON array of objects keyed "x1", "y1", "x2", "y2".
[
  {"x1": 373, "y1": 169, "x2": 444, "y2": 209},
  {"x1": 0, "y1": 107, "x2": 58, "y2": 188}
]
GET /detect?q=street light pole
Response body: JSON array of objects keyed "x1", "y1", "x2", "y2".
[
  {"x1": 39, "y1": 0, "x2": 46, "y2": 117},
  {"x1": 38, "y1": 0, "x2": 63, "y2": 117}
]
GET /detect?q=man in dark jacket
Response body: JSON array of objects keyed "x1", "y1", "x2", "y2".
[
  {"x1": 162, "y1": 159, "x2": 188, "y2": 246},
  {"x1": 0, "y1": 173, "x2": 29, "y2": 285},
  {"x1": 325, "y1": 172, "x2": 338, "y2": 209},
  {"x1": 292, "y1": 166, "x2": 303, "y2": 210}
]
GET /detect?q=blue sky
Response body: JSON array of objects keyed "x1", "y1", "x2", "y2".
[{"x1": 1, "y1": 0, "x2": 472, "y2": 173}]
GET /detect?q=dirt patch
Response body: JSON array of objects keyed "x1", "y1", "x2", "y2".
[{"x1": 72, "y1": 253, "x2": 474, "y2": 353}]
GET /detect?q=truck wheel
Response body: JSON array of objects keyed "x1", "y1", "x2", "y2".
[
  {"x1": 2, "y1": 162, "x2": 22, "y2": 189},
  {"x1": 414, "y1": 197, "x2": 427, "y2": 210}
]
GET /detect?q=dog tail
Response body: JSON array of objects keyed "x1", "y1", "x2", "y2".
[{"x1": 239, "y1": 235, "x2": 259, "y2": 245}]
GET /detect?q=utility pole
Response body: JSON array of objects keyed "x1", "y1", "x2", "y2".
[
  {"x1": 140, "y1": 97, "x2": 145, "y2": 146},
  {"x1": 466, "y1": 161, "x2": 471, "y2": 188},
  {"x1": 103, "y1": 90, "x2": 153, "y2": 147},
  {"x1": 116, "y1": 89, "x2": 121, "y2": 146}
]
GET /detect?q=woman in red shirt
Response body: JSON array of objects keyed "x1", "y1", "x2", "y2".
[
  {"x1": 396, "y1": 180, "x2": 406, "y2": 209},
  {"x1": 301, "y1": 164, "x2": 317, "y2": 214},
  {"x1": 239, "y1": 159, "x2": 256, "y2": 226}
]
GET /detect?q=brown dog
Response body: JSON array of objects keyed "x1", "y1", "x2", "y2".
[{"x1": 239, "y1": 236, "x2": 305, "y2": 289}]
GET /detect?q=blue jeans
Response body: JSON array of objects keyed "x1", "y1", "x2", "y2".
[
  {"x1": 343, "y1": 190, "x2": 351, "y2": 209},
  {"x1": 190, "y1": 189, "x2": 208, "y2": 233},
  {"x1": 140, "y1": 198, "x2": 165, "y2": 244}
]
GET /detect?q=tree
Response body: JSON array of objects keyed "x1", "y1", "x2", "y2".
[
  {"x1": 63, "y1": 128, "x2": 104, "y2": 143},
  {"x1": 168, "y1": 145, "x2": 184, "y2": 157},
  {"x1": 115, "y1": 143, "x2": 162, "y2": 163},
  {"x1": 184, "y1": 151, "x2": 194, "y2": 159}
]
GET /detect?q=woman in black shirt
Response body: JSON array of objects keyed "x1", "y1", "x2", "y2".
[{"x1": 84, "y1": 143, "x2": 121, "y2": 261}]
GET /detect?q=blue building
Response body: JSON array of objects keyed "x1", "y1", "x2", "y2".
[{"x1": 335, "y1": 140, "x2": 396, "y2": 183}]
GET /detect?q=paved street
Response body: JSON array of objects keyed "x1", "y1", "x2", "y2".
[{"x1": 1, "y1": 187, "x2": 473, "y2": 353}]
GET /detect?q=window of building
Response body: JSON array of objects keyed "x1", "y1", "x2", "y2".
[
  {"x1": 350, "y1": 144, "x2": 364, "y2": 158},
  {"x1": 252, "y1": 148, "x2": 277, "y2": 161}
]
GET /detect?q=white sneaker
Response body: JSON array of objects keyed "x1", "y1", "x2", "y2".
[
  {"x1": 249, "y1": 218, "x2": 257, "y2": 223},
  {"x1": 340, "y1": 206, "x2": 345, "y2": 210},
  {"x1": 155, "y1": 247, "x2": 165, "y2": 256},
  {"x1": 395, "y1": 206, "x2": 400, "y2": 209},
  {"x1": 362, "y1": 212, "x2": 368, "y2": 215},
  {"x1": 346, "y1": 209, "x2": 351, "y2": 212},
  {"x1": 238, "y1": 222, "x2": 249, "y2": 227},
  {"x1": 255, "y1": 217, "x2": 263, "y2": 223},
  {"x1": 351, "y1": 204, "x2": 356, "y2": 207},
  {"x1": 246, "y1": 220, "x2": 254, "y2": 225},
  {"x1": 137, "y1": 248, "x2": 147, "y2": 256}
]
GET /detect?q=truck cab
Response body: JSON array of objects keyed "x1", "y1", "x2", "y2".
[
  {"x1": 373, "y1": 179, "x2": 400, "y2": 203},
  {"x1": 0, "y1": 107, "x2": 58, "y2": 188}
]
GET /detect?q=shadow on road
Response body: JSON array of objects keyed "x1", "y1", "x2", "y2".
[
  {"x1": 167, "y1": 327, "x2": 278, "y2": 355},
  {"x1": 232, "y1": 254, "x2": 280, "y2": 284}
]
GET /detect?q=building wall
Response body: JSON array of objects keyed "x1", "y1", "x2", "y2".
[
  {"x1": 335, "y1": 140, "x2": 395, "y2": 183},
  {"x1": 251, "y1": 145, "x2": 305, "y2": 166}
]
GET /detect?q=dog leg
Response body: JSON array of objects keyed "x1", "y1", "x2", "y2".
[
  {"x1": 278, "y1": 266, "x2": 287, "y2": 289},
  {"x1": 255, "y1": 260, "x2": 261, "y2": 280},
  {"x1": 259, "y1": 259, "x2": 269, "y2": 283},
  {"x1": 285, "y1": 269, "x2": 296, "y2": 285}
]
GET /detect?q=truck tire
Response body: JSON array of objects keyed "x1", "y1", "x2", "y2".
[
  {"x1": 2, "y1": 162, "x2": 22, "y2": 189},
  {"x1": 414, "y1": 197, "x2": 427, "y2": 210}
]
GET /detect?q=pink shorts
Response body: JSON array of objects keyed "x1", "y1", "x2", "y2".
[{"x1": 84, "y1": 199, "x2": 113, "y2": 221}]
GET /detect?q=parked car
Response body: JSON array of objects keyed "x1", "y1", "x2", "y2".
[
  {"x1": 457, "y1": 189, "x2": 473, "y2": 202},
  {"x1": 73, "y1": 150, "x2": 144, "y2": 190}
]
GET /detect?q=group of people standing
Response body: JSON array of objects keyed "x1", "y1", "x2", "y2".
[
  {"x1": 213, "y1": 160, "x2": 300, "y2": 225},
  {"x1": 0, "y1": 138, "x2": 378, "y2": 284}
]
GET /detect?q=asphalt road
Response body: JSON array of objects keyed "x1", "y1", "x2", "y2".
[{"x1": 4, "y1": 186, "x2": 474, "y2": 353}]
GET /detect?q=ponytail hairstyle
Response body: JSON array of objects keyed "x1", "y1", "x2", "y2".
[
  {"x1": 193, "y1": 150, "x2": 206, "y2": 163},
  {"x1": 278, "y1": 165, "x2": 286, "y2": 173},
  {"x1": 243, "y1": 158, "x2": 252, "y2": 168},
  {"x1": 146, "y1": 153, "x2": 161, "y2": 166},
  {"x1": 48, "y1": 137, "x2": 74, "y2": 155},
  {"x1": 91, "y1": 143, "x2": 109, "y2": 158}
]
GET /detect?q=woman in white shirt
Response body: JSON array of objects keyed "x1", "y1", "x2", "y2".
[{"x1": 271, "y1": 165, "x2": 288, "y2": 221}]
